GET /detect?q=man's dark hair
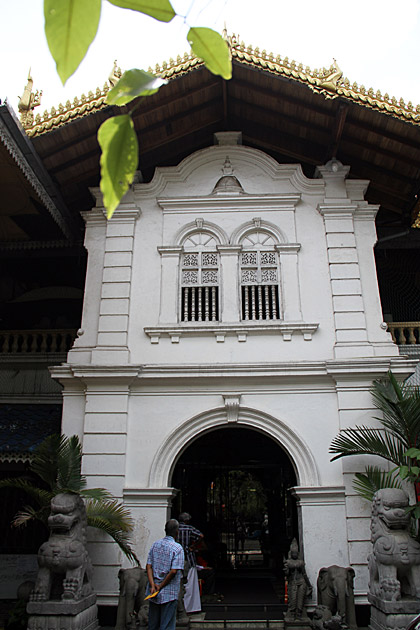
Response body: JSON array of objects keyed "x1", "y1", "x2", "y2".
[
  {"x1": 165, "y1": 519, "x2": 179, "y2": 537},
  {"x1": 179, "y1": 512, "x2": 191, "y2": 523}
]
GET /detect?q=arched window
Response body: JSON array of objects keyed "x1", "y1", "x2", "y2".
[
  {"x1": 240, "y1": 231, "x2": 280, "y2": 320},
  {"x1": 181, "y1": 232, "x2": 219, "y2": 322}
]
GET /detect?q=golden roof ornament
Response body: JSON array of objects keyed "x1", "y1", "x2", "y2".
[
  {"x1": 108, "y1": 60, "x2": 122, "y2": 87},
  {"x1": 309, "y1": 58, "x2": 343, "y2": 97},
  {"x1": 18, "y1": 69, "x2": 42, "y2": 129},
  {"x1": 21, "y1": 33, "x2": 420, "y2": 137}
]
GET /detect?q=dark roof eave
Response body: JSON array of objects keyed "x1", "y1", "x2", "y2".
[{"x1": 0, "y1": 101, "x2": 79, "y2": 240}]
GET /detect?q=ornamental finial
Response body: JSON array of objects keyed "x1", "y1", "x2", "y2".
[
  {"x1": 108, "y1": 60, "x2": 122, "y2": 87},
  {"x1": 18, "y1": 69, "x2": 42, "y2": 129}
]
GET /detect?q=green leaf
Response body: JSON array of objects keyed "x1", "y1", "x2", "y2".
[
  {"x1": 98, "y1": 115, "x2": 139, "y2": 218},
  {"x1": 411, "y1": 466, "x2": 420, "y2": 476},
  {"x1": 187, "y1": 27, "x2": 232, "y2": 80},
  {"x1": 106, "y1": 69, "x2": 166, "y2": 106},
  {"x1": 399, "y1": 465, "x2": 410, "y2": 479},
  {"x1": 414, "y1": 505, "x2": 420, "y2": 519},
  {"x1": 406, "y1": 448, "x2": 420, "y2": 458},
  {"x1": 44, "y1": 0, "x2": 101, "y2": 85},
  {"x1": 106, "y1": 0, "x2": 175, "y2": 22}
]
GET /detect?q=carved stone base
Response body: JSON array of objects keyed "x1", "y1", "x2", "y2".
[
  {"x1": 368, "y1": 594, "x2": 420, "y2": 630},
  {"x1": 27, "y1": 594, "x2": 99, "y2": 630}
]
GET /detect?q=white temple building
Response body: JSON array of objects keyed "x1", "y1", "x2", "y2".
[{"x1": 51, "y1": 132, "x2": 414, "y2": 606}]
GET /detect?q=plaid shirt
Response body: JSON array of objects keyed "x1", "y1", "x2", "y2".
[
  {"x1": 178, "y1": 523, "x2": 202, "y2": 568},
  {"x1": 146, "y1": 535, "x2": 184, "y2": 604}
]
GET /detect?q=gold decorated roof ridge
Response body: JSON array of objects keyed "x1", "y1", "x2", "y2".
[{"x1": 23, "y1": 33, "x2": 420, "y2": 137}]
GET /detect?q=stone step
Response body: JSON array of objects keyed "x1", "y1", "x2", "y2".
[{"x1": 190, "y1": 621, "x2": 284, "y2": 629}]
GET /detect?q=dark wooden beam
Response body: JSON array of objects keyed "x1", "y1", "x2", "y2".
[
  {"x1": 325, "y1": 102, "x2": 349, "y2": 161},
  {"x1": 35, "y1": 76, "x2": 221, "y2": 161}
]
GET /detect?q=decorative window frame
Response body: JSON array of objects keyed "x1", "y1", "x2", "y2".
[
  {"x1": 145, "y1": 198, "x2": 319, "y2": 343},
  {"x1": 180, "y1": 229, "x2": 221, "y2": 323}
]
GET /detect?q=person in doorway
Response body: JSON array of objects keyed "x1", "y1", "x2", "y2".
[
  {"x1": 146, "y1": 519, "x2": 185, "y2": 630},
  {"x1": 178, "y1": 513, "x2": 204, "y2": 613}
]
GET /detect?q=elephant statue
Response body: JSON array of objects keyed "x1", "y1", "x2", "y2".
[
  {"x1": 115, "y1": 567, "x2": 148, "y2": 630},
  {"x1": 317, "y1": 566, "x2": 357, "y2": 630}
]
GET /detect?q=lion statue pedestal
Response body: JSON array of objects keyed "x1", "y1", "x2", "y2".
[
  {"x1": 368, "y1": 488, "x2": 420, "y2": 630},
  {"x1": 27, "y1": 493, "x2": 99, "y2": 630}
]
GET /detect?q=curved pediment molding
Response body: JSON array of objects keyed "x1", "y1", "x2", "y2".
[{"x1": 133, "y1": 143, "x2": 325, "y2": 199}]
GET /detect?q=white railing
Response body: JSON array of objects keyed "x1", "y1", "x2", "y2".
[
  {"x1": 0, "y1": 329, "x2": 77, "y2": 354},
  {"x1": 387, "y1": 322, "x2": 420, "y2": 345}
]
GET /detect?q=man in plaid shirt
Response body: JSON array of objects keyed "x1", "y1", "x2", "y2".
[
  {"x1": 146, "y1": 519, "x2": 185, "y2": 630},
  {"x1": 178, "y1": 513, "x2": 203, "y2": 568}
]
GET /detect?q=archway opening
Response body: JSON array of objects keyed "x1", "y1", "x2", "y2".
[{"x1": 171, "y1": 426, "x2": 298, "y2": 608}]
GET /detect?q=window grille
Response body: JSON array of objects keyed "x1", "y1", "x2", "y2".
[
  {"x1": 181, "y1": 251, "x2": 219, "y2": 322},
  {"x1": 240, "y1": 250, "x2": 280, "y2": 320}
]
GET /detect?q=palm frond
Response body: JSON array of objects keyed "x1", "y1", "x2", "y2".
[
  {"x1": 86, "y1": 498, "x2": 134, "y2": 532},
  {"x1": 12, "y1": 504, "x2": 50, "y2": 529},
  {"x1": 330, "y1": 425, "x2": 407, "y2": 464},
  {"x1": 371, "y1": 373, "x2": 420, "y2": 448},
  {"x1": 87, "y1": 514, "x2": 139, "y2": 564},
  {"x1": 81, "y1": 488, "x2": 114, "y2": 501},
  {"x1": 86, "y1": 499, "x2": 138, "y2": 564},
  {"x1": 56, "y1": 435, "x2": 86, "y2": 493},
  {"x1": 0, "y1": 477, "x2": 53, "y2": 507},
  {"x1": 353, "y1": 466, "x2": 403, "y2": 502},
  {"x1": 2, "y1": 433, "x2": 139, "y2": 563},
  {"x1": 30, "y1": 433, "x2": 62, "y2": 489}
]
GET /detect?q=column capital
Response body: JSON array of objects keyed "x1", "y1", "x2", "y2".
[
  {"x1": 123, "y1": 487, "x2": 179, "y2": 508},
  {"x1": 317, "y1": 204, "x2": 358, "y2": 217},
  {"x1": 157, "y1": 246, "x2": 183, "y2": 257},
  {"x1": 290, "y1": 485, "x2": 346, "y2": 506}
]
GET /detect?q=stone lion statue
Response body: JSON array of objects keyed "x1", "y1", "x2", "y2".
[
  {"x1": 30, "y1": 493, "x2": 93, "y2": 602},
  {"x1": 369, "y1": 488, "x2": 420, "y2": 601}
]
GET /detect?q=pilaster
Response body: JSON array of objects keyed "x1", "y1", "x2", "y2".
[
  {"x1": 68, "y1": 209, "x2": 107, "y2": 364},
  {"x1": 276, "y1": 244, "x2": 302, "y2": 320},
  {"x1": 291, "y1": 485, "x2": 349, "y2": 601},
  {"x1": 217, "y1": 245, "x2": 241, "y2": 322},
  {"x1": 91, "y1": 204, "x2": 141, "y2": 364},
  {"x1": 157, "y1": 247, "x2": 182, "y2": 323}
]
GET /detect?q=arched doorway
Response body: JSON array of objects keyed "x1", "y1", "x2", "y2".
[{"x1": 171, "y1": 426, "x2": 298, "y2": 607}]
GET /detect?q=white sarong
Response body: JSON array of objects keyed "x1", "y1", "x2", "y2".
[{"x1": 183, "y1": 566, "x2": 201, "y2": 613}]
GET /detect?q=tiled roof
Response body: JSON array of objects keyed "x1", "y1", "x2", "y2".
[{"x1": 23, "y1": 34, "x2": 420, "y2": 138}]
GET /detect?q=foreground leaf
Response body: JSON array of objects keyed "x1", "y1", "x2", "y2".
[
  {"x1": 106, "y1": 0, "x2": 175, "y2": 22},
  {"x1": 107, "y1": 69, "x2": 166, "y2": 106},
  {"x1": 44, "y1": 0, "x2": 101, "y2": 84},
  {"x1": 98, "y1": 115, "x2": 139, "y2": 218},
  {"x1": 188, "y1": 27, "x2": 232, "y2": 80}
]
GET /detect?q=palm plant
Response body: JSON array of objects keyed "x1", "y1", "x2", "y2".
[
  {"x1": 0, "y1": 434, "x2": 138, "y2": 563},
  {"x1": 330, "y1": 371, "x2": 420, "y2": 502}
]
